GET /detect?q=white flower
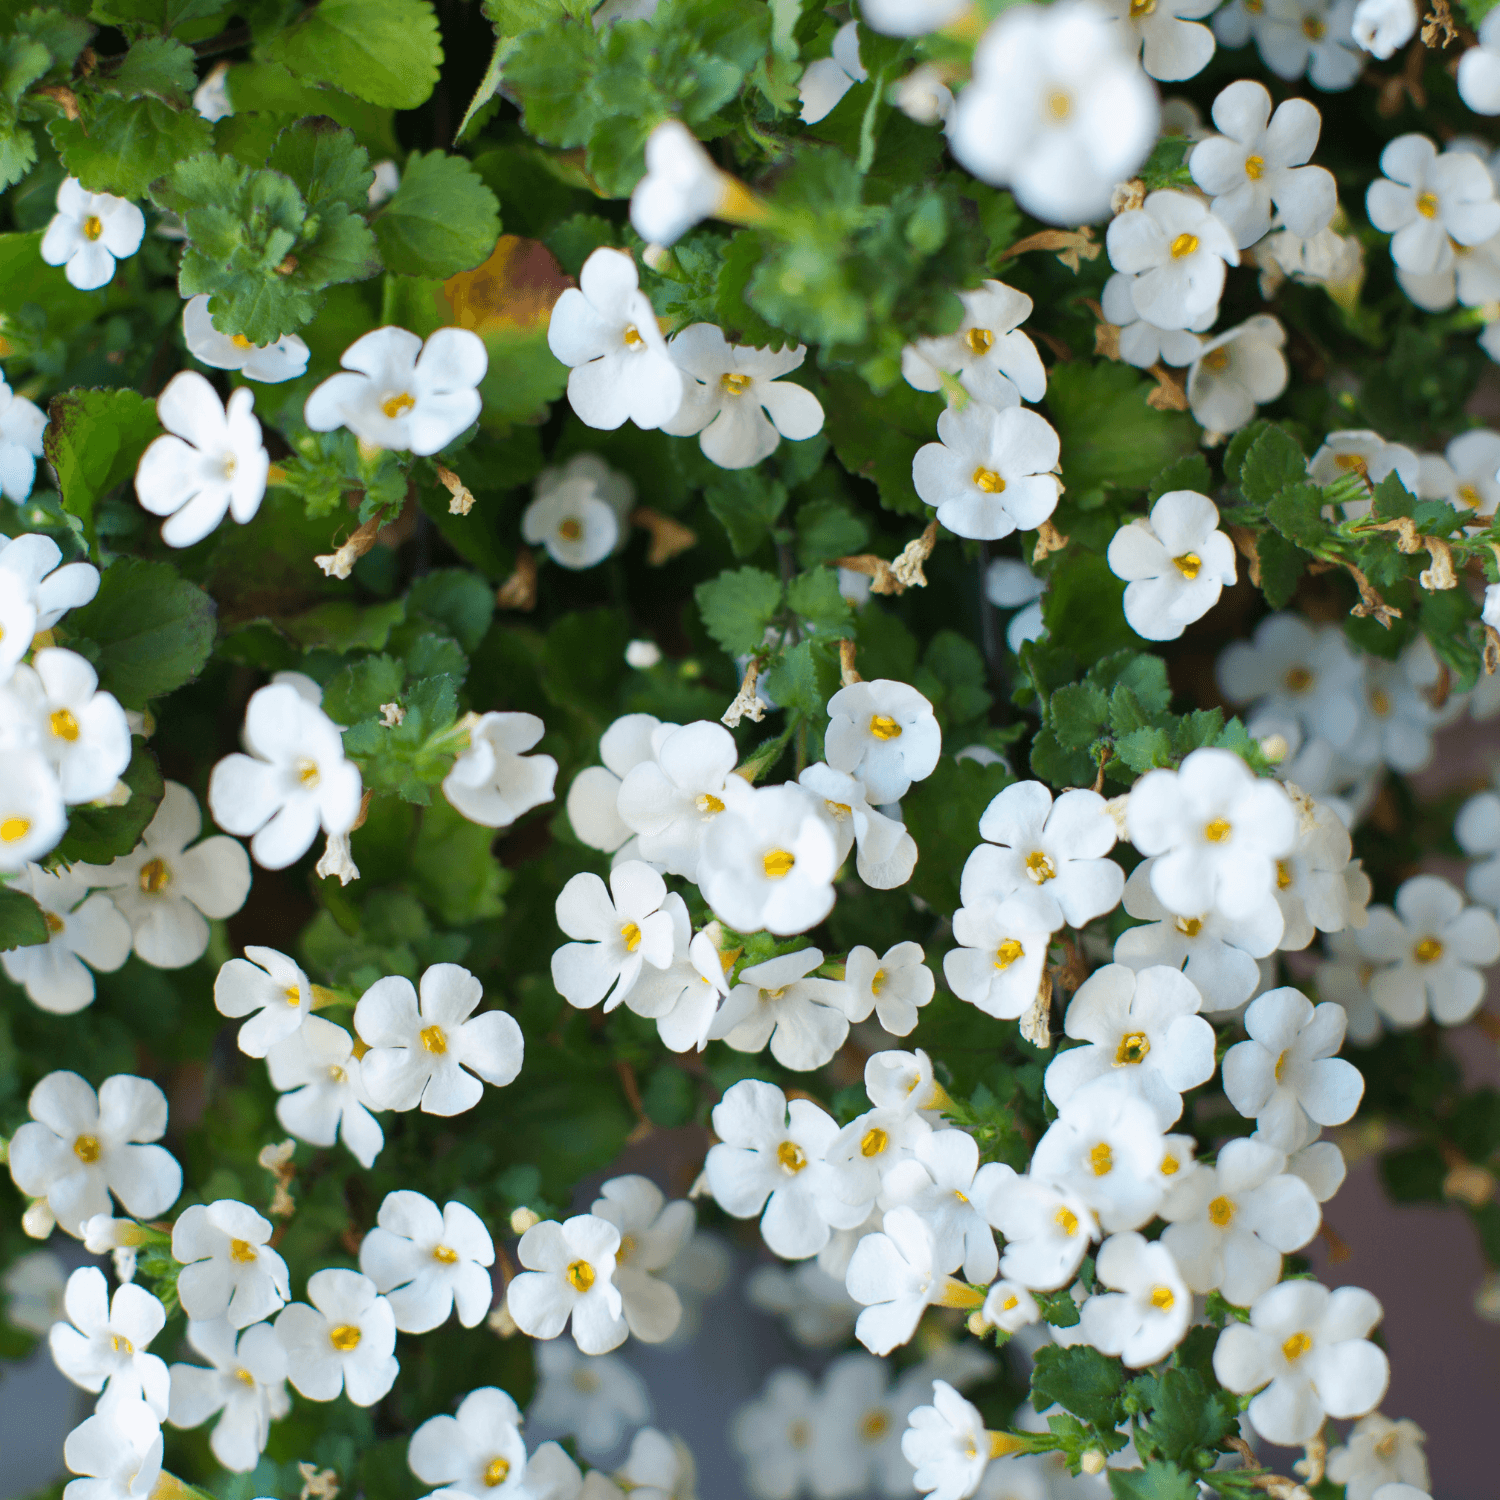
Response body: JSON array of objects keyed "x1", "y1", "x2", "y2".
[
  {"x1": 731, "y1": 1368, "x2": 822, "y2": 1500},
  {"x1": 567, "y1": 712, "x2": 672, "y2": 854},
  {"x1": 355, "y1": 961, "x2": 524, "y2": 1115},
  {"x1": 1216, "y1": 612, "x2": 1364, "y2": 748},
  {"x1": 895, "y1": 64, "x2": 955, "y2": 124},
  {"x1": 960, "y1": 780, "x2": 1123, "y2": 931},
  {"x1": 1099, "y1": 0, "x2": 1218, "y2": 80},
  {"x1": 747, "y1": 1262, "x2": 859, "y2": 1348},
  {"x1": 1113, "y1": 858, "x2": 1283, "y2": 1013},
  {"x1": 552, "y1": 861, "x2": 677, "y2": 1012},
  {"x1": 589, "y1": 1175, "x2": 694, "y2": 1344},
  {"x1": 1080, "y1": 1231, "x2": 1191, "y2": 1366},
  {"x1": 1107, "y1": 192, "x2": 1239, "y2": 329},
  {"x1": 0, "y1": 748, "x2": 65, "y2": 870},
  {"x1": 980, "y1": 1281, "x2": 1040, "y2": 1337},
  {"x1": 0, "y1": 648, "x2": 130, "y2": 803},
  {"x1": 50, "y1": 1266, "x2": 169, "y2": 1414},
  {"x1": 866, "y1": 1047, "x2": 952, "y2": 1119},
  {"x1": 706, "y1": 1079, "x2": 871, "y2": 1259},
  {"x1": 828, "y1": 1104, "x2": 931, "y2": 1213},
  {"x1": 3, "y1": 1249, "x2": 67, "y2": 1334},
  {"x1": 697, "y1": 783, "x2": 839, "y2": 935},
  {"x1": 172, "y1": 1200, "x2": 289, "y2": 1328},
  {"x1": 0, "y1": 531, "x2": 101, "y2": 649},
  {"x1": 0, "y1": 863, "x2": 130, "y2": 1014},
  {"x1": 842, "y1": 941, "x2": 935, "y2": 1036},
  {"x1": 1258, "y1": 222, "x2": 1365, "y2": 295},
  {"x1": 847, "y1": 1208, "x2": 984, "y2": 1356},
  {"x1": 1315, "y1": 928, "x2": 1383, "y2": 1046},
  {"x1": 625, "y1": 911, "x2": 729, "y2": 1053},
  {"x1": 900, "y1": 1380, "x2": 1002, "y2": 1500},
  {"x1": 8, "y1": 1071, "x2": 181, "y2": 1235},
  {"x1": 359, "y1": 1189, "x2": 495, "y2": 1333},
  {"x1": 799, "y1": 22, "x2": 866, "y2": 123},
  {"x1": 943, "y1": 891, "x2": 1054, "y2": 1019},
  {"x1": 1107, "y1": 490, "x2": 1236, "y2": 641},
  {"x1": 41, "y1": 178, "x2": 144, "y2": 290},
  {"x1": 1367, "y1": 134, "x2": 1500, "y2": 275},
  {"x1": 984, "y1": 559, "x2": 1045, "y2": 656},
  {"x1": 1273, "y1": 797, "x2": 1367, "y2": 951},
  {"x1": 1357, "y1": 874, "x2": 1500, "y2": 1026},
  {"x1": 1457, "y1": 780, "x2": 1500, "y2": 909},
  {"x1": 62, "y1": 1398, "x2": 163, "y2": 1500},
  {"x1": 0, "y1": 371, "x2": 47, "y2": 501},
  {"x1": 134, "y1": 371, "x2": 269, "y2": 547},
  {"x1": 709, "y1": 947, "x2": 850, "y2": 1072},
  {"x1": 826, "y1": 680, "x2": 941, "y2": 804},
  {"x1": 1418, "y1": 429, "x2": 1500, "y2": 522},
  {"x1": 1187, "y1": 316, "x2": 1290, "y2": 434},
  {"x1": 507, "y1": 1214, "x2": 628, "y2": 1355},
  {"x1": 911, "y1": 403, "x2": 1061, "y2": 542},
  {"x1": 901, "y1": 281, "x2": 1047, "y2": 409},
  {"x1": 879, "y1": 1129, "x2": 998, "y2": 1284},
  {"x1": 1222, "y1": 986, "x2": 1365, "y2": 1149},
  {"x1": 631, "y1": 120, "x2": 741, "y2": 245},
  {"x1": 626, "y1": 639, "x2": 662, "y2": 669},
  {"x1": 617, "y1": 719, "x2": 743, "y2": 878},
  {"x1": 522, "y1": 479, "x2": 621, "y2": 569},
  {"x1": 1254, "y1": 0, "x2": 1362, "y2": 89},
  {"x1": 1213, "y1": 1280, "x2": 1389, "y2": 1444},
  {"x1": 1344, "y1": 652, "x2": 1438, "y2": 772},
  {"x1": 1127, "y1": 747, "x2": 1298, "y2": 920},
  {"x1": 1188, "y1": 81, "x2": 1336, "y2": 247},
  {"x1": 1160, "y1": 1137, "x2": 1320, "y2": 1304},
  {"x1": 1460, "y1": 11, "x2": 1500, "y2": 113},
  {"x1": 214, "y1": 945, "x2": 316, "y2": 1058},
  {"x1": 208, "y1": 682, "x2": 361, "y2": 870},
  {"x1": 547, "y1": 248, "x2": 684, "y2": 431},
  {"x1": 166, "y1": 1319, "x2": 289, "y2": 1473},
  {"x1": 528, "y1": 1338, "x2": 651, "y2": 1461},
  {"x1": 1352, "y1": 0, "x2": 1416, "y2": 54},
  {"x1": 1308, "y1": 428, "x2": 1419, "y2": 496},
  {"x1": 798, "y1": 762, "x2": 918, "y2": 891},
  {"x1": 969, "y1": 1165, "x2": 1097, "y2": 1290},
  {"x1": 860, "y1": 0, "x2": 967, "y2": 34},
  {"x1": 182, "y1": 295, "x2": 310, "y2": 382},
  {"x1": 266, "y1": 1015, "x2": 384, "y2": 1168},
  {"x1": 806, "y1": 1355, "x2": 913, "y2": 1500},
  {"x1": 661, "y1": 324, "x2": 825, "y2": 469},
  {"x1": 304, "y1": 326, "x2": 487, "y2": 454},
  {"x1": 1101, "y1": 271, "x2": 1210, "y2": 369},
  {"x1": 408, "y1": 1385, "x2": 527, "y2": 1500},
  {"x1": 1327, "y1": 1415, "x2": 1430, "y2": 1500},
  {"x1": 1044, "y1": 964, "x2": 1215, "y2": 1127},
  {"x1": 949, "y1": 0, "x2": 1159, "y2": 225},
  {"x1": 275, "y1": 1267, "x2": 399, "y2": 1406}
]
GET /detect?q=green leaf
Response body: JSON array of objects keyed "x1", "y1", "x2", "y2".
[
  {"x1": 916, "y1": 630, "x2": 992, "y2": 730},
  {"x1": 411, "y1": 795, "x2": 508, "y2": 926},
  {"x1": 823, "y1": 370, "x2": 944, "y2": 515},
  {"x1": 795, "y1": 494, "x2": 869, "y2": 567},
  {"x1": 43, "y1": 388, "x2": 161, "y2": 556},
  {"x1": 1129, "y1": 1367, "x2": 1237, "y2": 1466},
  {"x1": 761, "y1": 637, "x2": 840, "y2": 720},
  {"x1": 786, "y1": 567, "x2": 853, "y2": 633},
  {"x1": 1107, "y1": 1461, "x2": 1199, "y2": 1500},
  {"x1": 322, "y1": 655, "x2": 406, "y2": 726},
  {"x1": 903, "y1": 756, "x2": 1013, "y2": 914},
  {"x1": 263, "y1": 0, "x2": 443, "y2": 110},
  {"x1": 1045, "y1": 362, "x2": 1197, "y2": 495},
  {"x1": 98, "y1": 37, "x2": 196, "y2": 107},
  {"x1": 1148, "y1": 452, "x2": 1212, "y2": 504},
  {"x1": 49, "y1": 92, "x2": 212, "y2": 198},
  {"x1": 373, "y1": 150, "x2": 502, "y2": 279},
  {"x1": 1264, "y1": 483, "x2": 1325, "y2": 550},
  {"x1": 695, "y1": 567, "x2": 783, "y2": 656},
  {"x1": 1031, "y1": 1344, "x2": 1125, "y2": 1431},
  {"x1": 1238, "y1": 424, "x2": 1307, "y2": 507},
  {"x1": 705, "y1": 470, "x2": 790, "y2": 557},
  {"x1": 1256, "y1": 530, "x2": 1305, "y2": 610},
  {"x1": 0, "y1": 885, "x2": 48, "y2": 951},
  {"x1": 266, "y1": 116, "x2": 373, "y2": 212},
  {"x1": 1042, "y1": 550, "x2": 1134, "y2": 667},
  {"x1": 1050, "y1": 680, "x2": 1109, "y2": 750},
  {"x1": 1137, "y1": 135, "x2": 1194, "y2": 191},
  {"x1": 1114, "y1": 725, "x2": 1173, "y2": 772},
  {"x1": 407, "y1": 569, "x2": 495, "y2": 653},
  {"x1": 66, "y1": 559, "x2": 217, "y2": 709},
  {"x1": 54, "y1": 740, "x2": 166, "y2": 864}
]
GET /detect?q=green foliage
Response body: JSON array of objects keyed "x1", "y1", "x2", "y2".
[
  {"x1": 54, "y1": 740, "x2": 165, "y2": 863},
  {"x1": 372, "y1": 151, "x2": 501, "y2": 279},
  {"x1": 43, "y1": 387, "x2": 160, "y2": 555},
  {"x1": 695, "y1": 566, "x2": 783, "y2": 656},
  {"x1": 1046, "y1": 362, "x2": 1197, "y2": 496},
  {"x1": 262, "y1": 0, "x2": 443, "y2": 110},
  {"x1": 0, "y1": 886, "x2": 47, "y2": 950},
  {"x1": 1032, "y1": 1343, "x2": 1125, "y2": 1430},
  {"x1": 50, "y1": 92, "x2": 213, "y2": 198}
]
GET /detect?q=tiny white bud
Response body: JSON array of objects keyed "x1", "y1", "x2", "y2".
[
  {"x1": 1080, "y1": 1451, "x2": 1106, "y2": 1476},
  {"x1": 510, "y1": 1206, "x2": 540, "y2": 1235},
  {"x1": 625, "y1": 638, "x2": 662, "y2": 669}
]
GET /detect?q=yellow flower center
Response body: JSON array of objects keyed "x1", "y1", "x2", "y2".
[
  {"x1": 1415, "y1": 191, "x2": 1439, "y2": 219},
  {"x1": 860, "y1": 1410, "x2": 890, "y2": 1442},
  {"x1": 420, "y1": 1024, "x2": 447, "y2": 1054},
  {"x1": 1202, "y1": 347, "x2": 1231, "y2": 372},
  {"x1": 622, "y1": 325, "x2": 644, "y2": 347},
  {"x1": 82, "y1": 215, "x2": 103, "y2": 241},
  {"x1": 1000, "y1": 1294, "x2": 1018, "y2": 1311},
  {"x1": 618, "y1": 1233, "x2": 636, "y2": 1263},
  {"x1": 1244, "y1": 154, "x2": 1265, "y2": 180},
  {"x1": 869, "y1": 714, "x2": 902, "y2": 739},
  {"x1": 1208, "y1": 1195, "x2": 1236, "y2": 1227},
  {"x1": 1055, "y1": 1205, "x2": 1080, "y2": 1236},
  {"x1": 328, "y1": 1064, "x2": 347, "y2": 1083},
  {"x1": 1459, "y1": 484, "x2": 1481, "y2": 508},
  {"x1": 1282, "y1": 1330, "x2": 1312, "y2": 1362},
  {"x1": 861, "y1": 1127, "x2": 889, "y2": 1158},
  {"x1": 721, "y1": 371, "x2": 753, "y2": 395},
  {"x1": 44, "y1": 910, "x2": 65, "y2": 935},
  {"x1": 1301, "y1": 15, "x2": 1326, "y2": 37},
  {"x1": 870, "y1": 968, "x2": 887, "y2": 994},
  {"x1": 566, "y1": 1259, "x2": 596, "y2": 1292},
  {"x1": 1161, "y1": 1153, "x2": 1180, "y2": 1176},
  {"x1": 296, "y1": 758, "x2": 320, "y2": 786},
  {"x1": 138, "y1": 857, "x2": 171, "y2": 892},
  {"x1": 1414, "y1": 936, "x2": 1443, "y2": 963},
  {"x1": 1115, "y1": 1031, "x2": 1151, "y2": 1066},
  {"x1": 1175, "y1": 915, "x2": 1203, "y2": 937},
  {"x1": 0, "y1": 816, "x2": 31, "y2": 844},
  {"x1": 74, "y1": 1134, "x2": 101, "y2": 1163},
  {"x1": 111, "y1": 1332, "x2": 133, "y2": 1354},
  {"x1": 329, "y1": 1324, "x2": 362, "y2": 1351},
  {"x1": 778, "y1": 1140, "x2": 807, "y2": 1173},
  {"x1": 965, "y1": 327, "x2": 994, "y2": 355},
  {"x1": 1277, "y1": 860, "x2": 1293, "y2": 890},
  {"x1": 1374, "y1": 1434, "x2": 1399, "y2": 1461},
  {"x1": 1203, "y1": 819, "x2": 1231, "y2": 843},
  {"x1": 1170, "y1": 232, "x2": 1199, "y2": 259},
  {"x1": 1173, "y1": 552, "x2": 1202, "y2": 579},
  {"x1": 231, "y1": 334, "x2": 255, "y2": 350},
  {"x1": 485, "y1": 1458, "x2": 511, "y2": 1487},
  {"x1": 284, "y1": 985, "x2": 302, "y2": 1006},
  {"x1": 972, "y1": 466, "x2": 1006, "y2": 493},
  {"x1": 1149, "y1": 1284, "x2": 1175, "y2": 1310},
  {"x1": 763, "y1": 848, "x2": 795, "y2": 878},
  {"x1": 235, "y1": 1366, "x2": 256, "y2": 1385},
  {"x1": 995, "y1": 938, "x2": 1024, "y2": 969},
  {"x1": 789, "y1": 1420, "x2": 811, "y2": 1450},
  {"x1": 620, "y1": 922, "x2": 642, "y2": 952},
  {"x1": 1285, "y1": 666, "x2": 1313, "y2": 691},
  {"x1": 1335, "y1": 452, "x2": 1368, "y2": 475},
  {"x1": 433, "y1": 1244, "x2": 460, "y2": 1264},
  {"x1": 1370, "y1": 688, "x2": 1392, "y2": 716},
  {"x1": 229, "y1": 1238, "x2": 258, "y2": 1263},
  {"x1": 1046, "y1": 89, "x2": 1072, "y2": 120},
  {"x1": 1026, "y1": 850, "x2": 1056, "y2": 882},
  {"x1": 558, "y1": 518, "x2": 583, "y2": 542},
  {"x1": 1089, "y1": 1142, "x2": 1113, "y2": 1176},
  {"x1": 381, "y1": 393, "x2": 415, "y2": 419},
  {"x1": 1274, "y1": 1049, "x2": 1290, "y2": 1082},
  {"x1": 696, "y1": 792, "x2": 725, "y2": 814},
  {"x1": 50, "y1": 708, "x2": 80, "y2": 741}
]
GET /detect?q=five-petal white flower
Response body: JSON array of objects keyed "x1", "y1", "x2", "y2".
[
  {"x1": 166, "y1": 1318, "x2": 289, "y2": 1474},
  {"x1": 182, "y1": 294, "x2": 309, "y2": 383},
  {"x1": 1079, "y1": 1230, "x2": 1191, "y2": 1366},
  {"x1": 552, "y1": 861, "x2": 677, "y2": 1011},
  {"x1": 506, "y1": 1213, "x2": 629, "y2": 1354},
  {"x1": 1106, "y1": 191, "x2": 1240, "y2": 329},
  {"x1": 359, "y1": 1189, "x2": 495, "y2": 1333},
  {"x1": 41, "y1": 179, "x2": 144, "y2": 291},
  {"x1": 1367, "y1": 134, "x2": 1500, "y2": 276},
  {"x1": 274, "y1": 1267, "x2": 400, "y2": 1407},
  {"x1": 912, "y1": 403, "x2": 1061, "y2": 542},
  {"x1": 50, "y1": 1266, "x2": 170, "y2": 1415},
  {"x1": 901, "y1": 280, "x2": 1047, "y2": 409},
  {"x1": 172, "y1": 1199, "x2": 290, "y2": 1328},
  {"x1": 1108, "y1": 490, "x2": 1237, "y2": 642}
]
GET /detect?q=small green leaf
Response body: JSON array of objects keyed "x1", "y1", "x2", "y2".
[
  {"x1": 0, "y1": 885, "x2": 49, "y2": 951},
  {"x1": 1264, "y1": 483, "x2": 1325, "y2": 550},
  {"x1": 1107, "y1": 1460, "x2": 1200, "y2": 1500},
  {"x1": 50, "y1": 92, "x2": 212, "y2": 199},
  {"x1": 1031, "y1": 1344, "x2": 1125, "y2": 1431},
  {"x1": 43, "y1": 388, "x2": 161, "y2": 556},
  {"x1": 54, "y1": 740, "x2": 166, "y2": 865},
  {"x1": 98, "y1": 37, "x2": 196, "y2": 108},
  {"x1": 1045, "y1": 362, "x2": 1197, "y2": 495},
  {"x1": 795, "y1": 495, "x2": 868, "y2": 567},
  {"x1": 705, "y1": 471, "x2": 790, "y2": 558},
  {"x1": 823, "y1": 371, "x2": 943, "y2": 516},
  {"x1": 1050, "y1": 680, "x2": 1109, "y2": 750},
  {"x1": 407, "y1": 569, "x2": 496, "y2": 654},
  {"x1": 1147, "y1": 452, "x2": 1212, "y2": 503},
  {"x1": 1112, "y1": 724, "x2": 1173, "y2": 773},
  {"x1": 267, "y1": 116, "x2": 374, "y2": 212},
  {"x1": 322, "y1": 655, "x2": 406, "y2": 726},
  {"x1": 695, "y1": 567, "x2": 783, "y2": 656},
  {"x1": 373, "y1": 150, "x2": 502, "y2": 279},
  {"x1": 411, "y1": 795, "x2": 508, "y2": 926},
  {"x1": 1238, "y1": 424, "x2": 1307, "y2": 507},
  {"x1": 786, "y1": 567, "x2": 853, "y2": 633},
  {"x1": 761, "y1": 638, "x2": 840, "y2": 720},
  {"x1": 263, "y1": 0, "x2": 444, "y2": 110}
]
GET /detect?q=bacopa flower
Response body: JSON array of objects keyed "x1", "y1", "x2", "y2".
[
  {"x1": 590, "y1": 1175, "x2": 695, "y2": 1344},
  {"x1": 879, "y1": 1128, "x2": 997, "y2": 1284},
  {"x1": 1107, "y1": 490, "x2": 1237, "y2": 641},
  {"x1": 358, "y1": 1189, "x2": 495, "y2": 1333},
  {"x1": 507, "y1": 1214, "x2": 628, "y2": 1354},
  {"x1": 1099, "y1": 0, "x2": 1219, "y2": 81},
  {"x1": 825, "y1": 680, "x2": 941, "y2": 805},
  {"x1": 1101, "y1": 270, "x2": 1211, "y2": 369},
  {"x1": 62, "y1": 1398, "x2": 163, "y2": 1500},
  {"x1": 182, "y1": 294, "x2": 309, "y2": 383},
  {"x1": 304, "y1": 326, "x2": 487, "y2": 454},
  {"x1": 442, "y1": 711, "x2": 557, "y2": 828},
  {"x1": 407, "y1": 1386, "x2": 528, "y2": 1500},
  {"x1": 1187, "y1": 316, "x2": 1290, "y2": 436},
  {"x1": 1326, "y1": 1414, "x2": 1431, "y2": 1500},
  {"x1": 943, "y1": 890, "x2": 1054, "y2": 1020},
  {"x1": 970, "y1": 1166, "x2": 1097, "y2": 1290},
  {"x1": 0, "y1": 371, "x2": 47, "y2": 502},
  {"x1": 265, "y1": 1015, "x2": 384, "y2": 1168},
  {"x1": 552, "y1": 861, "x2": 677, "y2": 1011},
  {"x1": 798, "y1": 761, "x2": 919, "y2": 891},
  {"x1": 0, "y1": 532, "x2": 101, "y2": 681},
  {"x1": 662, "y1": 324, "x2": 824, "y2": 470},
  {"x1": 166, "y1": 1318, "x2": 289, "y2": 1474},
  {"x1": 208, "y1": 681, "x2": 362, "y2": 870},
  {"x1": 134, "y1": 372, "x2": 269, "y2": 548},
  {"x1": 901, "y1": 280, "x2": 1046, "y2": 409},
  {"x1": 1079, "y1": 1231, "x2": 1191, "y2": 1366},
  {"x1": 528, "y1": 1338, "x2": 651, "y2": 1461},
  {"x1": 0, "y1": 647, "x2": 130, "y2": 803},
  {"x1": 171, "y1": 1198, "x2": 290, "y2": 1328},
  {"x1": 708, "y1": 946, "x2": 851, "y2": 1072},
  {"x1": 521, "y1": 479, "x2": 620, "y2": 569},
  {"x1": 630, "y1": 120, "x2": 753, "y2": 246},
  {"x1": 274, "y1": 1267, "x2": 399, "y2": 1407},
  {"x1": 846, "y1": 1209, "x2": 985, "y2": 1357},
  {"x1": 213, "y1": 944, "x2": 317, "y2": 1059},
  {"x1": 1367, "y1": 133, "x2": 1500, "y2": 277},
  {"x1": 0, "y1": 749, "x2": 66, "y2": 872},
  {"x1": 1106, "y1": 191, "x2": 1239, "y2": 330},
  {"x1": 50, "y1": 1265, "x2": 170, "y2": 1415},
  {"x1": 617, "y1": 718, "x2": 743, "y2": 879},
  {"x1": 0, "y1": 864, "x2": 131, "y2": 1015},
  {"x1": 41, "y1": 178, "x2": 145, "y2": 290},
  {"x1": 1253, "y1": 0, "x2": 1362, "y2": 90},
  {"x1": 841, "y1": 941, "x2": 935, "y2": 1037}
]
